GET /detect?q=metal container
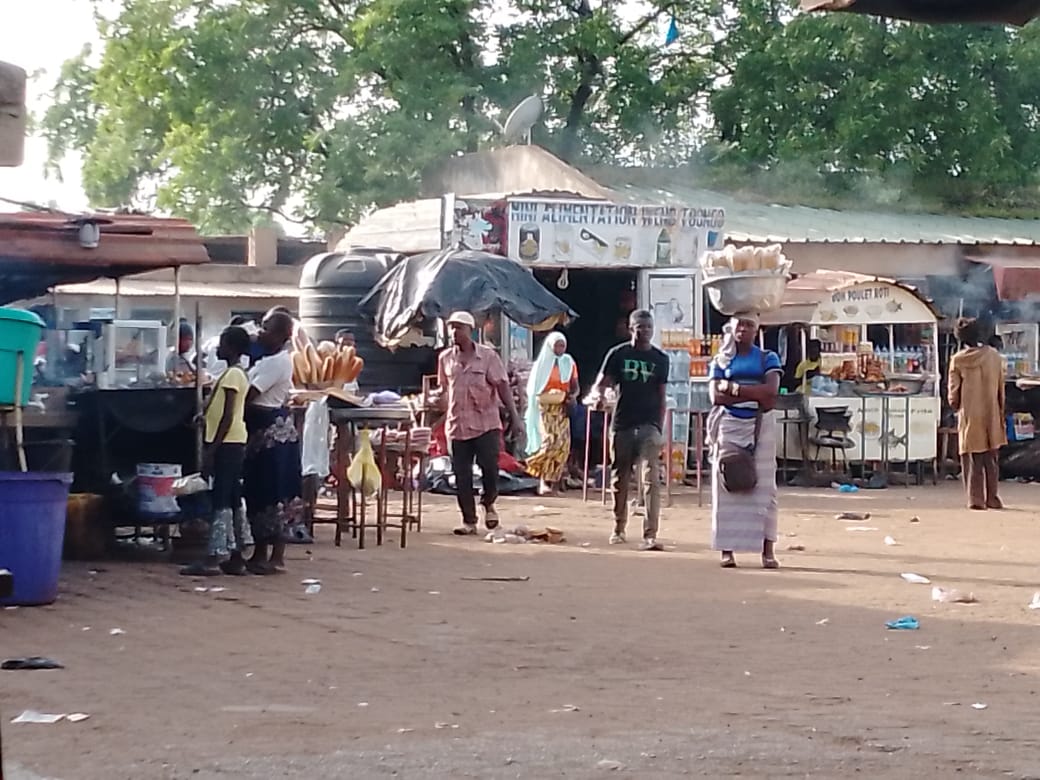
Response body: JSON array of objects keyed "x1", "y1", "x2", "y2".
[
  {"x1": 703, "y1": 271, "x2": 788, "y2": 316},
  {"x1": 299, "y1": 249, "x2": 434, "y2": 393}
]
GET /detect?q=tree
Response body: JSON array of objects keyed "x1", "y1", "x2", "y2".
[
  {"x1": 40, "y1": 0, "x2": 718, "y2": 233},
  {"x1": 707, "y1": 1, "x2": 1040, "y2": 213}
]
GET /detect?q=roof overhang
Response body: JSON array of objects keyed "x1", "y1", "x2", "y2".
[
  {"x1": 800, "y1": 0, "x2": 1040, "y2": 26},
  {"x1": 967, "y1": 255, "x2": 1040, "y2": 301},
  {"x1": 0, "y1": 212, "x2": 209, "y2": 303}
]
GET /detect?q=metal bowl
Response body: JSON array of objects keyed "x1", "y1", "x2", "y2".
[{"x1": 703, "y1": 271, "x2": 789, "y2": 316}]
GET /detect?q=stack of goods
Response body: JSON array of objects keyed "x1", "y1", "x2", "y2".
[
  {"x1": 371, "y1": 427, "x2": 433, "y2": 453},
  {"x1": 703, "y1": 244, "x2": 792, "y2": 276},
  {"x1": 292, "y1": 341, "x2": 364, "y2": 388},
  {"x1": 701, "y1": 244, "x2": 791, "y2": 316},
  {"x1": 163, "y1": 370, "x2": 199, "y2": 387}
]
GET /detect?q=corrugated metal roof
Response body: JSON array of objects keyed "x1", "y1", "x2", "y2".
[
  {"x1": 52, "y1": 279, "x2": 300, "y2": 299},
  {"x1": 602, "y1": 175, "x2": 1040, "y2": 246},
  {"x1": 339, "y1": 199, "x2": 443, "y2": 254}
]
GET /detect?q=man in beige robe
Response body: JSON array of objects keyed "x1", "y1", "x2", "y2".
[{"x1": 948, "y1": 318, "x2": 1006, "y2": 510}]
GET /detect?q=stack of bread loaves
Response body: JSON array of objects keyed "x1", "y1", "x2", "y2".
[{"x1": 292, "y1": 341, "x2": 364, "y2": 388}]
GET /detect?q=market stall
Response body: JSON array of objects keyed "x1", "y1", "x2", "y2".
[
  {"x1": 761, "y1": 273, "x2": 942, "y2": 477},
  {"x1": 506, "y1": 197, "x2": 726, "y2": 491}
]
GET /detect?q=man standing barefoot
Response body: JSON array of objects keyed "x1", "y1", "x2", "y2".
[
  {"x1": 588, "y1": 310, "x2": 670, "y2": 551},
  {"x1": 438, "y1": 311, "x2": 523, "y2": 536}
]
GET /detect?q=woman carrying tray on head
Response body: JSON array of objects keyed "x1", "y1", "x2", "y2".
[{"x1": 708, "y1": 312, "x2": 783, "y2": 569}]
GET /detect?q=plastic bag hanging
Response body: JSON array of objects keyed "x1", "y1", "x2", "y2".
[{"x1": 665, "y1": 16, "x2": 679, "y2": 46}]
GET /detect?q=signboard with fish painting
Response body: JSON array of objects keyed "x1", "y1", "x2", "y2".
[
  {"x1": 812, "y1": 282, "x2": 935, "y2": 326},
  {"x1": 506, "y1": 198, "x2": 725, "y2": 269},
  {"x1": 804, "y1": 395, "x2": 939, "y2": 461}
]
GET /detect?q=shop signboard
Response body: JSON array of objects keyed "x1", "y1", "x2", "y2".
[
  {"x1": 812, "y1": 282, "x2": 935, "y2": 326},
  {"x1": 507, "y1": 198, "x2": 724, "y2": 269},
  {"x1": 803, "y1": 396, "x2": 939, "y2": 461}
]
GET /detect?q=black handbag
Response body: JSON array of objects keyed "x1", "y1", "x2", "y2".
[{"x1": 719, "y1": 411, "x2": 761, "y2": 493}]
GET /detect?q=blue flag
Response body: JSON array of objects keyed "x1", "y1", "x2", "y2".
[{"x1": 665, "y1": 15, "x2": 679, "y2": 46}]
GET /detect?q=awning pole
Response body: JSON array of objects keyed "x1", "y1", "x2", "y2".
[
  {"x1": 114, "y1": 277, "x2": 121, "y2": 319},
  {"x1": 172, "y1": 265, "x2": 182, "y2": 348}
]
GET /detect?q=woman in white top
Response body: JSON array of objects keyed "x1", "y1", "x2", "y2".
[{"x1": 242, "y1": 310, "x2": 303, "y2": 574}]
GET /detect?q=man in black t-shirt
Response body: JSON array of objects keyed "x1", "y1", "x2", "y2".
[{"x1": 588, "y1": 309, "x2": 670, "y2": 551}]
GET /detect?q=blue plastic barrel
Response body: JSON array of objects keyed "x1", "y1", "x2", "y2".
[
  {"x1": 0, "y1": 307, "x2": 45, "y2": 406},
  {"x1": 0, "y1": 472, "x2": 74, "y2": 606}
]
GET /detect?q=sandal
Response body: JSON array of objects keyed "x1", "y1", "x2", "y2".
[
  {"x1": 179, "y1": 563, "x2": 221, "y2": 577},
  {"x1": 220, "y1": 559, "x2": 247, "y2": 576},
  {"x1": 245, "y1": 560, "x2": 275, "y2": 575},
  {"x1": 720, "y1": 555, "x2": 737, "y2": 569},
  {"x1": 762, "y1": 557, "x2": 780, "y2": 570}
]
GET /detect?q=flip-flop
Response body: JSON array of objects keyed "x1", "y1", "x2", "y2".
[
  {"x1": 180, "y1": 563, "x2": 221, "y2": 577},
  {"x1": 761, "y1": 558, "x2": 780, "y2": 570},
  {"x1": 219, "y1": 560, "x2": 247, "y2": 576},
  {"x1": 720, "y1": 557, "x2": 737, "y2": 569},
  {"x1": 2, "y1": 656, "x2": 64, "y2": 671}
]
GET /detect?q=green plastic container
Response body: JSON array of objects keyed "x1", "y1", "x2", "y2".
[{"x1": 0, "y1": 308, "x2": 45, "y2": 406}]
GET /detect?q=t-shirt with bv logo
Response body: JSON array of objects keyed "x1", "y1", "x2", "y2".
[{"x1": 599, "y1": 342, "x2": 670, "y2": 431}]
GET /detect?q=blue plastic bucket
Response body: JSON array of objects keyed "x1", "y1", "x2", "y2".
[
  {"x1": 0, "y1": 307, "x2": 45, "y2": 406},
  {"x1": 0, "y1": 472, "x2": 74, "y2": 606}
]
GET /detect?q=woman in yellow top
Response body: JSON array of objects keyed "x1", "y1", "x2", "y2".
[
  {"x1": 524, "y1": 332, "x2": 579, "y2": 495},
  {"x1": 181, "y1": 326, "x2": 252, "y2": 577},
  {"x1": 794, "y1": 339, "x2": 822, "y2": 394}
]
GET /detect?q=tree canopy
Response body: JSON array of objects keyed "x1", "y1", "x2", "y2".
[{"x1": 39, "y1": 0, "x2": 1040, "y2": 233}]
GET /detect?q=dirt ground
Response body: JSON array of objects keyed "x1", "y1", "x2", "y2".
[{"x1": 4, "y1": 481, "x2": 1040, "y2": 779}]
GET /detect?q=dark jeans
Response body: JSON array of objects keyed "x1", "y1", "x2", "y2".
[
  {"x1": 211, "y1": 443, "x2": 246, "y2": 510},
  {"x1": 610, "y1": 424, "x2": 664, "y2": 539},
  {"x1": 449, "y1": 429, "x2": 500, "y2": 525}
]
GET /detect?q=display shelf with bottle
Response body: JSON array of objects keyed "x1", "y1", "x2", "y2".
[{"x1": 995, "y1": 322, "x2": 1039, "y2": 379}]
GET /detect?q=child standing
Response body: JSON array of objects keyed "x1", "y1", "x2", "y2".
[{"x1": 181, "y1": 326, "x2": 252, "y2": 576}]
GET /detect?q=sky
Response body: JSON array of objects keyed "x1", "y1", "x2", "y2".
[{"x1": 0, "y1": 0, "x2": 99, "y2": 212}]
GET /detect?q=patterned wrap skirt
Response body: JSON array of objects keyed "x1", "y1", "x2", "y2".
[
  {"x1": 709, "y1": 409, "x2": 779, "y2": 552},
  {"x1": 243, "y1": 406, "x2": 304, "y2": 545},
  {"x1": 525, "y1": 401, "x2": 571, "y2": 482}
]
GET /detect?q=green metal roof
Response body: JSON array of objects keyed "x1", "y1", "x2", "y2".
[{"x1": 603, "y1": 174, "x2": 1040, "y2": 246}]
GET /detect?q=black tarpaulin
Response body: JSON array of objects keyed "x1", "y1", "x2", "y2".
[
  {"x1": 359, "y1": 249, "x2": 577, "y2": 348},
  {"x1": 801, "y1": 0, "x2": 1040, "y2": 25}
]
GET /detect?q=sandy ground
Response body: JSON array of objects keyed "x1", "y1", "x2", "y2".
[{"x1": 4, "y1": 481, "x2": 1040, "y2": 779}]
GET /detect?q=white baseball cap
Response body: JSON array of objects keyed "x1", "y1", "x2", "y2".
[{"x1": 446, "y1": 311, "x2": 476, "y2": 328}]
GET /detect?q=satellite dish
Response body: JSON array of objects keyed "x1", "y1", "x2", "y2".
[{"x1": 502, "y1": 95, "x2": 543, "y2": 145}]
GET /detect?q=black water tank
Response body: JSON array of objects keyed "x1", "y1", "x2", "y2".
[{"x1": 299, "y1": 249, "x2": 433, "y2": 393}]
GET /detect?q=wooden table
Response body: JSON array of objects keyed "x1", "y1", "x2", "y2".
[{"x1": 329, "y1": 405, "x2": 416, "y2": 549}]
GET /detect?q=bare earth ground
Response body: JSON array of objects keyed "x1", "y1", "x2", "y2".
[{"x1": 4, "y1": 482, "x2": 1040, "y2": 779}]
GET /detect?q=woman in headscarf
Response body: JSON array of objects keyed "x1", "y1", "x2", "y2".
[
  {"x1": 524, "y1": 332, "x2": 579, "y2": 496},
  {"x1": 708, "y1": 313, "x2": 783, "y2": 569}
]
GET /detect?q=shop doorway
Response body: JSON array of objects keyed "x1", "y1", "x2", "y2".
[{"x1": 533, "y1": 268, "x2": 638, "y2": 391}]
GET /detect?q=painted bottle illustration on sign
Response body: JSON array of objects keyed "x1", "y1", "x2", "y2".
[
  {"x1": 518, "y1": 224, "x2": 541, "y2": 262},
  {"x1": 655, "y1": 228, "x2": 672, "y2": 265}
]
